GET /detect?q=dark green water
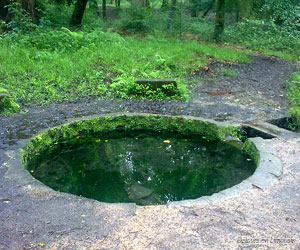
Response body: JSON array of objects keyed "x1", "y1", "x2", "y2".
[{"x1": 28, "y1": 133, "x2": 256, "y2": 205}]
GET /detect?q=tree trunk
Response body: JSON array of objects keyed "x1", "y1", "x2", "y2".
[
  {"x1": 202, "y1": 0, "x2": 215, "y2": 18},
  {"x1": 19, "y1": 0, "x2": 37, "y2": 23},
  {"x1": 190, "y1": 0, "x2": 198, "y2": 17},
  {"x1": 235, "y1": 0, "x2": 254, "y2": 22},
  {"x1": 0, "y1": 0, "x2": 10, "y2": 22},
  {"x1": 144, "y1": 0, "x2": 150, "y2": 7},
  {"x1": 102, "y1": 0, "x2": 106, "y2": 20},
  {"x1": 70, "y1": 0, "x2": 88, "y2": 26},
  {"x1": 1, "y1": 0, "x2": 37, "y2": 23},
  {"x1": 161, "y1": 0, "x2": 168, "y2": 10},
  {"x1": 168, "y1": 0, "x2": 176, "y2": 29},
  {"x1": 214, "y1": 0, "x2": 225, "y2": 41},
  {"x1": 115, "y1": 0, "x2": 120, "y2": 9},
  {"x1": 89, "y1": 0, "x2": 98, "y2": 9}
]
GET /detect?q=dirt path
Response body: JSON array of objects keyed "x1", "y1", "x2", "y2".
[{"x1": 0, "y1": 55, "x2": 299, "y2": 250}]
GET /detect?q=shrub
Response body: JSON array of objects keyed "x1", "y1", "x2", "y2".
[
  {"x1": 223, "y1": 19, "x2": 300, "y2": 55},
  {"x1": 117, "y1": 7, "x2": 153, "y2": 33},
  {"x1": 288, "y1": 72, "x2": 300, "y2": 130}
]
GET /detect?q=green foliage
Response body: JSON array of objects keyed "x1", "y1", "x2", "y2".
[
  {"x1": 0, "y1": 88, "x2": 21, "y2": 115},
  {"x1": 23, "y1": 114, "x2": 243, "y2": 165},
  {"x1": 223, "y1": 19, "x2": 300, "y2": 56},
  {"x1": 0, "y1": 27, "x2": 249, "y2": 105},
  {"x1": 242, "y1": 139, "x2": 260, "y2": 166},
  {"x1": 287, "y1": 71, "x2": 300, "y2": 130},
  {"x1": 0, "y1": 97, "x2": 21, "y2": 114},
  {"x1": 4, "y1": 1, "x2": 38, "y2": 32},
  {"x1": 260, "y1": 0, "x2": 300, "y2": 29},
  {"x1": 220, "y1": 69, "x2": 239, "y2": 77},
  {"x1": 2, "y1": 0, "x2": 297, "y2": 110},
  {"x1": 118, "y1": 6, "x2": 153, "y2": 33},
  {"x1": 115, "y1": 5, "x2": 200, "y2": 36}
]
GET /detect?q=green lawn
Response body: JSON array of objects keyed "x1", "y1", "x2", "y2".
[
  {"x1": 288, "y1": 71, "x2": 300, "y2": 129},
  {"x1": 0, "y1": 28, "x2": 250, "y2": 105}
]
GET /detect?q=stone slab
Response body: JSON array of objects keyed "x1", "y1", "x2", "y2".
[
  {"x1": 246, "y1": 170, "x2": 278, "y2": 191},
  {"x1": 257, "y1": 152, "x2": 282, "y2": 177}
]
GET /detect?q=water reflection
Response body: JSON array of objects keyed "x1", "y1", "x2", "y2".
[{"x1": 28, "y1": 134, "x2": 256, "y2": 205}]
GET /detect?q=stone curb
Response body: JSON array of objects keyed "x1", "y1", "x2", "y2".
[{"x1": 1, "y1": 113, "x2": 283, "y2": 210}]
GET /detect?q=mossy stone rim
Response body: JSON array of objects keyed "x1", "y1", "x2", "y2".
[{"x1": 4, "y1": 113, "x2": 282, "y2": 208}]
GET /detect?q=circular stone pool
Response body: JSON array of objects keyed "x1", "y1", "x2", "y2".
[{"x1": 22, "y1": 114, "x2": 259, "y2": 206}]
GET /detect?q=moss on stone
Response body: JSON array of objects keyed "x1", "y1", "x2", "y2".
[
  {"x1": 218, "y1": 125, "x2": 244, "y2": 140},
  {"x1": 0, "y1": 90, "x2": 21, "y2": 115},
  {"x1": 22, "y1": 114, "x2": 257, "y2": 169},
  {"x1": 242, "y1": 139, "x2": 260, "y2": 166}
]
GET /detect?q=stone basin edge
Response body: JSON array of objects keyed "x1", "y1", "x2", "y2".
[{"x1": 2, "y1": 113, "x2": 283, "y2": 209}]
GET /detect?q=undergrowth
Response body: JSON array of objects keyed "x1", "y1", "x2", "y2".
[
  {"x1": 0, "y1": 27, "x2": 249, "y2": 106},
  {"x1": 1, "y1": 1, "x2": 299, "y2": 120},
  {"x1": 287, "y1": 71, "x2": 300, "y2": 130}
]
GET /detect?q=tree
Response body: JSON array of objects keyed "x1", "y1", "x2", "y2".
[
  {"x1": 70, "y1": 0, "x2": 88, "y2": 26},
  {"x1": 19, "y1": 0, "x2": 37, "y2": 22},
  {"x1": 168, "y1": 0, "x2": 176, "y2": 27},
  {"x1": 115, "y1": 0, "x2": 120, "y2": 9},
  {"x1": 161, "y1": 0, "x2": 168, "y2": 10},
  {"x1": 190, "y1": 0, "x2": 198, "y2": 17},
  {"x1": 102, "y1": 0, "x2": 106, "y2": 20},
  {"x1": 202, "y1": 0, "x2": 215, "y2": 18},
  {"x1": 0, "y1": 0, "x2": 37, "y2": 23},
  {"x1": 132, "y1": 0, "x2": 149, "y2": 7},
  {"x1": 214, "y1": 0, "x2": 225, "y2": 41},
  {"x1": 0, "y1": 0, "x2": 10, "y2": 22},
  {"x1": 233, "y1": 0, "x2": 254, "y2": 22}
]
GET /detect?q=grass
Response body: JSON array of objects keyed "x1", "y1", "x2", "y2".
[
  {"x1": 0, "y1": 28, "x2": 250, "y2": 106},
  {"x1": 287, "y1": 71, "x2": 300, "y2": 130},
  {"x1": 219, "y1": 69, "x2": 239, "y2": 78},
  {"x1": 1, "y1": 3, "x2": 299, "y2": 129}
]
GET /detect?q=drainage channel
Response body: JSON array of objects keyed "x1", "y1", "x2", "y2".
[{"x1": 241, "y1": 119, "x2": 300, "y2": 141}]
